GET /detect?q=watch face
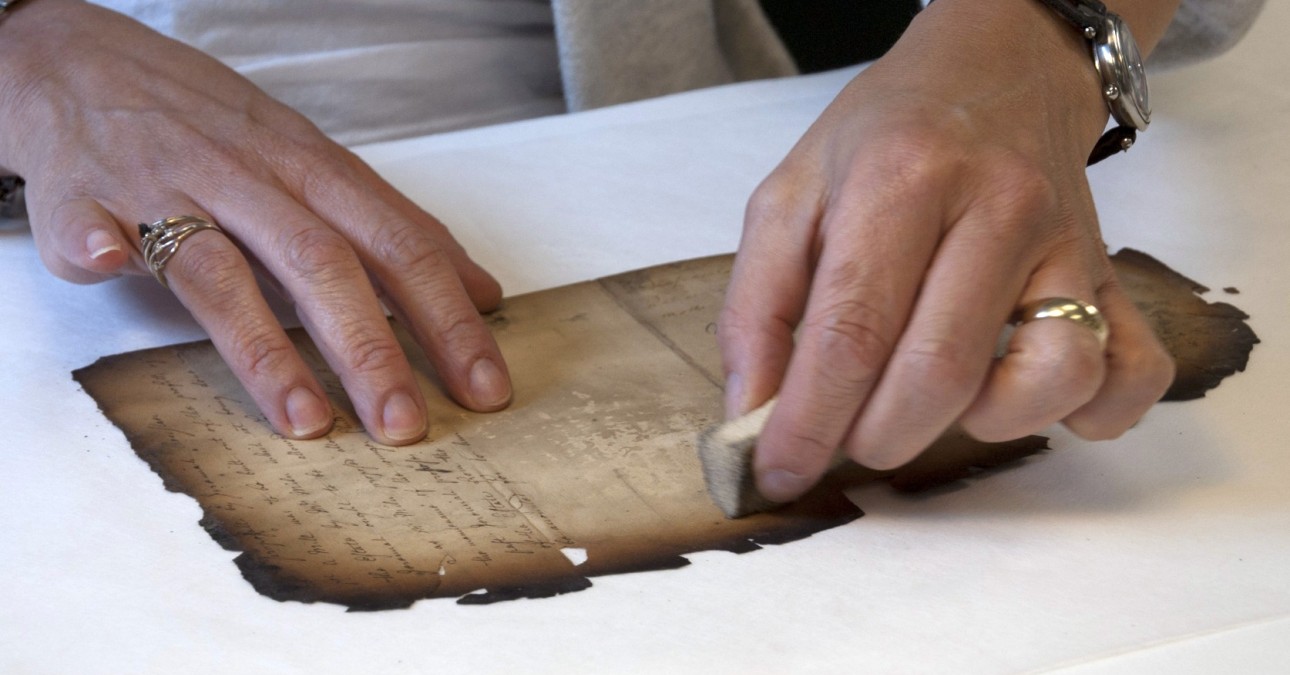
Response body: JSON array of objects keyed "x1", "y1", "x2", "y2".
[
  {"x1": 1115, "y1": 19, "x2": 1151, "y2": 124},
  {"x1": 1096, "y1": 15, "x2": 1151, "y2": 130}
]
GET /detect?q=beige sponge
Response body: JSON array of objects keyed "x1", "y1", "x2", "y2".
[{"x1": 697, "y1": 399, "x2": 781, "y2": 518}]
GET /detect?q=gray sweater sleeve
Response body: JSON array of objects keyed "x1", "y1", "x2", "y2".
[{"x1": 1151, "y1": 0, "x2": 1267, "y2": 68}]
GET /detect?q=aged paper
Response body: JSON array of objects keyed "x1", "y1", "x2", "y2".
[
  {"x1": 74, "y1": 251, "x2": 1255, "y2": 609},
  {"x1": 1113, "y1": 249, "x2": 1260, "y2": 400}
]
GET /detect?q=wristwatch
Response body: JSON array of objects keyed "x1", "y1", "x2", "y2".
[{"x1": 1034, "y1": 0, "x2": 1151, "y2": 165}]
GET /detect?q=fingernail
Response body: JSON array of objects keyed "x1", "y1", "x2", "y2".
[
  {"x1": 382, "y1": 391, "x2": 426, "y2": 443},
  {"x1": 285, "y1": 387, "x2": 331, "y2": 437},
  {"x1": 86, "y1": 229, "x2": 123, "y2": 260},
  {"x1": 469, "y1": 358, "x2": 511, "y2": 409},
  {"x1": 724, "y1": 372, "x2": 745, "y2": 420},
  {"x1": 759, "y1": 469, "x2": 812, "y2": 503}
]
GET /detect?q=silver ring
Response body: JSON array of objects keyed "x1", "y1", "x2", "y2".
[
  {"x1": 1015, "y1": 297, "x2": 1109, "y2": 348},
  {"x1": 137, "y1": 215, "x2": 223, "y2": 288}
]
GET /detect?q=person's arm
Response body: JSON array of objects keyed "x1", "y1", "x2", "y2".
[
  {"x1": 720, "y1": 0, "x2": 1180, "y2": 502},
  {"x1": 0, "y1": 0, "x2": 513, "y2": 444}
]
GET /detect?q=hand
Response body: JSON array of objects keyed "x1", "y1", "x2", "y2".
[
  {"x1": 719, "y1": 0, "x2": 1177, "y2": 502},
  {"x1": 0, "y1": 0, "x2": 512, "y2": 444}
]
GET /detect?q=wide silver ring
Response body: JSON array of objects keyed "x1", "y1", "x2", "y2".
[
  {"x1": 138, "y1": 215, "x2": 223, "y2": 288},
  {"x1": 1015, "y1": 297, "x2": 1109, "y2": 348}
]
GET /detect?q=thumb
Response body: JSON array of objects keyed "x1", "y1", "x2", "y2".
[{"x1": 33, "y1": 196, "x2": 133, "y2": 284}]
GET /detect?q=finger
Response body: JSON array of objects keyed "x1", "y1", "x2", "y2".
[
  {"x1": 845, "y1": 211, "x2": 1038, "y2": 469},
  {"x1": 199, "y1": 184, "x2": 431, "y2": 445},
  {"x1": 345, "y1": 156, "x2": 504, "y2": 313},
  {"x1": 958, "y1": 258, "x2": 1108, "y2": 443},
  {"x1": 133, "y1": 203, "x2": 336, "y2": 440},
  {"x1": 284, "y1": 153, "x2": 512, "y2": 412},
  {"x1": 718, "y1": 174, "x2": 819, "y2": 421},
  {"x1": 360, "y1": 223, "x2": 512, "y2": 413},
  {"x1": 752, "y1": 174, "x2": 946, "y2": 502},
  {"x1": 32, "y1": 196, "x2": 132, "y2": 284},
  {"x1": 1061, "y1": 279, "x2": 1174, "y2": 439}
]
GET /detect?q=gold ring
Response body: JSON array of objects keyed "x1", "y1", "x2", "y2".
[
  {"x1": 137, "y1": 215, "x2": 223, "y2": 288},
  {"x1": 1014, "y1": 297, "x2": 1109, "y2": 348}
]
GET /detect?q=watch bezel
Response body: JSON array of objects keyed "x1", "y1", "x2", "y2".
[{"x1": 1091, "y1": 14, "x2": 1151, "y2": 131}]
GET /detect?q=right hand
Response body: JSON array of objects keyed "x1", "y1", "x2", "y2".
[
  {"x1": 718, "y1": 0, "x2": 1176, "y2": 502},
  {"x1": 0, "y1": 0, "x2": 513, "y2": 444}
]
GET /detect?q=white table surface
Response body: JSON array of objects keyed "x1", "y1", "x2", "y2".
[{"x1": 3, "y1": 5, "x2": 1288, "y2": 673}]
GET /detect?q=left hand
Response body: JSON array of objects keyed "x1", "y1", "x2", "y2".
[{"x1": 719, "y1": 0, "x2": 1177, "y2": 502}]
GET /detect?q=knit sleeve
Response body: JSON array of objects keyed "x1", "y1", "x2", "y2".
[{"x1": 1151, "y1": 0, "x2": 1267, "y2": 68}]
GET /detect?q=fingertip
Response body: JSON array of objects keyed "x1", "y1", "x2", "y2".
[
  {"x1": 39, "y1": 198, "x2": 131, "y2": 283},
  {"x1": 284, "y1": 386, "x2": 333, "y2": 438},
  {"x1": 751, "y1": 409, "x2": 835, "y2": 503},
  {"x1": 379, "y1": 390, "x2": 427, "y2": 445},
  {"x1": 466, "y1": 356, "x2": 512, "y2": 411},
  {"x1": 84, "y1": 228, "x2": 130, "y2": 273},
  {"x1": 756, "y1": 468, "x2": 814, "y2": 503},
  {"x1": 462, "y1": 266, "x2": 503, "y2": 313},
  {"x1": 849, "y1": 445, "x2": 917, "y2": 472}
]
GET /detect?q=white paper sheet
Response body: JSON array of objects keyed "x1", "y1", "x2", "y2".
[{"x1": 3, "y1": 4, "x2": 1289, "y2": 672}]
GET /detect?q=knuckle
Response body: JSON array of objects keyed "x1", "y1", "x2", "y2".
[
  {"x1": 717, "y1": 304, "x2": 761, "y2": 342},
  {"x1": 290, "y1": 150, "x2": 355, "y2": 204},
  {"x1": 984, "y1": 155, "x2": 1062, "y2": 223},
  {"x1": 1034, "y1": 339, "x2": 1104, "y2": 401},
  {"x1": 228, "y1": 323, "x2": 297, "y2": 381},
  {"x1": 745, "y1": 175, "x2": 796, "y2": 224},
  {"x1": 1055, "y1": 341, "x2": 1105, "y2": 389},
  {"x1": 1116, "y1": 339, "x2": 1177, "y2": 402},
  {"x1": 896, "y1": 335, "x2": 979, "y2": 400},
  {"x1": 373, "y1": 222, "x2": 450, "y2": 272},
  {"x1": 804, "y1": 298, "x2": 896, "y2": 390},
  {"x1": 778, "y1": 431, "x2": 838, "y2": 474},
  {"x1": 958, "y1": 415, "x2": 1011, "y2": 444},
  {"x1": 850, "y1": 446, "x2": 915, "y2": 472},
  {"x1": 1071, "y1": 416, "x2": 1131, "y2": 442},
  {"x1": 258, "y1": 102, "x2": 331, "y2": 144},
  {"x1": 430, "y1": 308, "x2": 492, "y2": 359},
  {"x1": 1149, "y1": 351, "x2": 1178, "y2": 399},
  {"x1": 744, "y1": 168, "x2": 825, "y2": 231},
  {"x1": 279, "y1": 227, "x2": 357, "y2": 281},
  {"x1": 169, "y1": 234, "x2": 244, "y2": 288},
  {"x1": 862, "y1": 129, "x2": 958, "y2": 190},
  {"x1": 339, "y1": 327, "x2": 406, "y2": 377}
]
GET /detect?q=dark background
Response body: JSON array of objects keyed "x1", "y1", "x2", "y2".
[{"x1": 759, "y1": 0, "x2": 923, "y2": 73}]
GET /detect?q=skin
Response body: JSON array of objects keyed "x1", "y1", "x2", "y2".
[
  {"x1": 2, "y1": 0, "x2": 1177, "y2": 477},
  {"x1": 720, "y1": 0, "x2": 1180, "y2": 502},
  {"x1": 0, "y1": 0, "x2": 513, "y2": 445}
]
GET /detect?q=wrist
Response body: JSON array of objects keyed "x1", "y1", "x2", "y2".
[
  {"x1": 0, "y1": 0, "x2": 85, "y2": 175},
  {"x1": 904, "y1": 0, "x2": 1175, "y2": 163},
  {"x1": 899, "y1": 0, "x2": 1113, "y2": 155}
]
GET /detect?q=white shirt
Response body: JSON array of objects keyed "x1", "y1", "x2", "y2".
[{"x1": 96, "y1": 0, "x2": 565, "y2": 145}]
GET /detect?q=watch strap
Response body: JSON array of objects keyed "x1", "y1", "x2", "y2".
[
  {"x1": 1033, "y1": 0, "x2": 1140, "y2": 165},
  {"x1": 1032, "y1": 0, "x2": 1108, "y2": 35},
  {"x1": 1087, "y1": 127, "x2": 1135, "y2": 166}
]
